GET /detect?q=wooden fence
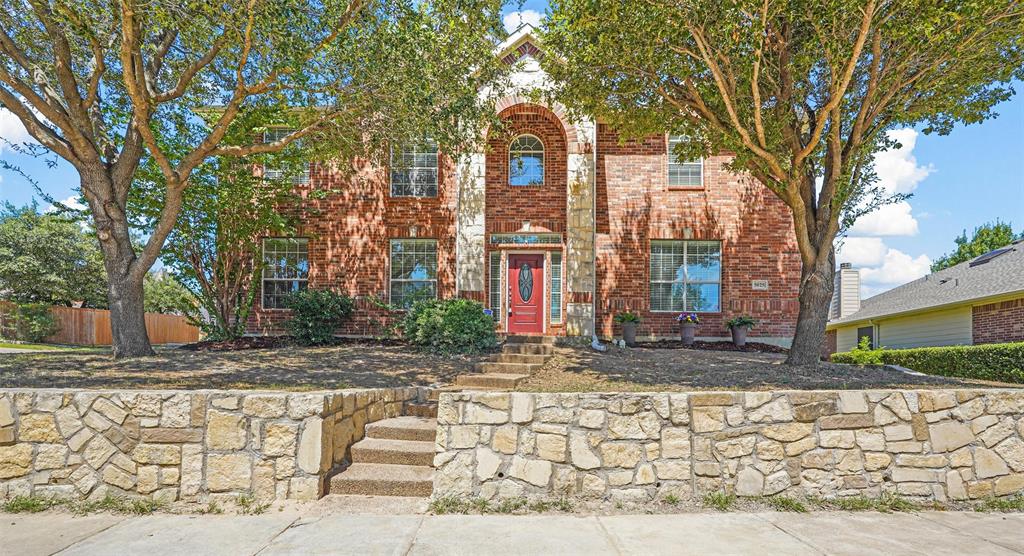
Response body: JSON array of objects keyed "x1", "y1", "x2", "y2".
[{"x1": 0, "y1": 302, "x2": 199, "y2": 346}]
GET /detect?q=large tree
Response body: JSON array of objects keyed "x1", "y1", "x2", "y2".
[
  {"x1": 541, "y1": 0, "x2": 1024, "y2": 364},
  {"x1": 0, "y1": 202, "x2": 108, "y2": 307},
  {"x1": 931, "y1": 220, "x2": 1022, "y2": 272},
  {"x1": 0, "y1": 0, "x2": 504, "y2": 357}
]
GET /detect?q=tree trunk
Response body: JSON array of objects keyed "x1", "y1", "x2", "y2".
[
  {"x1": 107, "y1": 271, "x2": 154, "y2": 357},
  {"x1": 786, "y1": 257, "x2": 835, "y2": 366}
]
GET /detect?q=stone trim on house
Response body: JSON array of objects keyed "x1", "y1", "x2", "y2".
[
  {"x1": 0, "y1": 387, "x2": 421, "y2": 503},
  {"x1": 433, "y1": 389, "x2": 1024, "y2": 503}
]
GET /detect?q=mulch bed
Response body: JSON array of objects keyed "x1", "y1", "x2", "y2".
[{"x1": 636, "y1": 340, "x2": 789, "y2": 354}]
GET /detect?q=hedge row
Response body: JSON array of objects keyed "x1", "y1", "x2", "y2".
[{"x1": 831, "y1": 342, "x2": 1024, "y2": 384}]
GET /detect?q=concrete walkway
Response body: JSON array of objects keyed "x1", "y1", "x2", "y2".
[{"x1": 4, "y1": 511, "x2": 1023, "y2": 555}]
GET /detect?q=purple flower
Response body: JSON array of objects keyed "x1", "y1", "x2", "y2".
[{"x1": 676, "y1": 312, "x2": 700, "y2": 324}]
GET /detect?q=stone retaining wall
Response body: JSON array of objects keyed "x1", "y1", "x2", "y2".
[
  {"x1": 434, "y1": 390, "x2": 1024, "y2": 503},
  {"x1": 0, "y1": 387, "x2": 420, "y2": 503}
]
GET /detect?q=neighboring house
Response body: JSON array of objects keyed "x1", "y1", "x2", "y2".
[
  {"x1": 825, "y1": 239, "x2": 1024, "y2": 354},
  {"x1": 248, "y1": 26, "x2": 801, "y2": 344}
]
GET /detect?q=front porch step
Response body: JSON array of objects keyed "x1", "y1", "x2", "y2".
[
  {"x1": 350, "y1": 437, "x2": 436, "y2": 466},
  {"x1": 366, "y1": 416, "x2": 437, "y2": 442},
  {"x1": 501, "y1": 343, "x2": 555, "y2": 356},
  {"x1": 455, "y1": 372, "x2": 530, "y2": 389},
  {"x1": 474, "y1": 361, "x2": 544, "y2": 374},
  {"x1": 505, "y1": 335, "x2": 556, "y2": 345},
  {"x1": 487, "y1": 353, "x2": 550, "y2": 365},
  {"x1": 328, "y1": 463, "x2": 434, "y2": 497}
]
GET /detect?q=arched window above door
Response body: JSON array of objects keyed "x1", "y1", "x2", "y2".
[{"x1": 509, "y1": 134, "x2": 544, "y2": 186}]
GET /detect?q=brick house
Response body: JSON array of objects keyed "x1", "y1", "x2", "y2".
[{"x1": 248, "y1": 26, "x2": 802, "y2": 345}]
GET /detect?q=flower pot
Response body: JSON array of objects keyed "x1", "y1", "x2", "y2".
[
  {"x1": 680, "y1": 322, "x2": 696, "y2": 345},
  {"x1": 622, "y1": 322, "x2": 637, "y2": 347},
  {"x1": 730, "y1": 326, "x2": 748, "y2": 347}
]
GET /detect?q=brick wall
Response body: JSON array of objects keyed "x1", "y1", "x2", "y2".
[
  {"x1": 247, "y1": 154, "x2": 459, "y2": 336},
  {"x1": 972, "y1": 297, "x2": 1024, "y2": 345},
  {"x1": 594, "y1": 125, "x2": 801, "y2": 340}
]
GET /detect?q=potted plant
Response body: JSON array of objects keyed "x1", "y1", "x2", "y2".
[
  {"x1": 726, "y1": 315, "x2": 757, "y2": 347},
  {"x1": 676, "y1": 312, "x2": 700, "y2": 345},
  {"x1": 614, "y1": 311, "x2": 641, "y2": 347}
]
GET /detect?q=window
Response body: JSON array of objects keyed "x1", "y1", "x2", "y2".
[
  {"x1": 489, "y1": 251, "x2": 502, "y2": 321},
  {"x1": 390, "y1": 239, "x2": 438, "y2": 307},
  {"x1": 391, "y1": 138, "x2": 438, "y2": 197},
  {"x1": 262, "y1": 238, "x2": 309, "y2": 309},
  {"x1": 856, "y1": 326, "x2": 875, "y2": 349},
  {"x1": 550, "y1": 252, "x2": 563, "y2": 324},
  {"x1": 509, "y1": 134, "x2": 544, "y2": 186},
  {"x1": 263, "y1": 128, "x2": 310, "y2": 185},
  {"x1": 668, "y1": 135, "x2": 703, "y2": 187},
  {"x1": 650, "y1": 240, "x2": 721, "y2": 312}
]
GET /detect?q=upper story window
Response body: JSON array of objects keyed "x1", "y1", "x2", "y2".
[
  {"x1": 262, "y1": 238, "x2": 309, "y2": 309},
  {"x1": 668, "y1": 135, "x2": 703, "y2": 188},
  {"x1": 509, "y1": 134, "x2": 544, "y2": 186},
  {"x1": 263, "y1": 128, "x2": 310, "y2": 185},
  {"x1": 391, "y1": 138, "x2": 438, "y2": 197}
]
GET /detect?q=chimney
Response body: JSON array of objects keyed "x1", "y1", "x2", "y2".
[{"x1": 830, "y1": 263, "x2": 861, "y2": 320}]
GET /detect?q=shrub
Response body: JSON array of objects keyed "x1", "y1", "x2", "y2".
[
  {"x1": 726, "y1": 315, "x2": 756, "y2": 329},
  {"x1": 614, "y1": 311, "x2": 641, "y2": 324},
  {"x1": 3, "y1": 303, "x2": 60, "y2": 343},
  {"x1": 832, "y1": 341, "x2": 1024, "y2": 383},
  {"x1": 402, "y1": 298, "x2": 497, "y2": 355},
  {"x1": 283, "y1": 289, "x2": 354, "y2": 345}
]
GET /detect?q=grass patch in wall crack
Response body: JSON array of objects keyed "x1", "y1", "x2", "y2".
[
  {"x1": 764, "y1": 495, "x2": 808, "y2": 513},
  {"x1": 976, "y1": 495, "x2": 1024, "y2": 513},
  {"x1": 702, "y1": 492, "x2": 736, "y2": 511}
]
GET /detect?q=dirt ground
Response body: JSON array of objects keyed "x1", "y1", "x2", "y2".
[
  {"x1": 0, "y1": 340, "x2": 1016, "y2": 391},
  {"x1": 516, "y1": 344, "x2": 1003, "y2": 392},
  {"x1": 0, "y1": 342, "x2": 476, "y2": 390}
]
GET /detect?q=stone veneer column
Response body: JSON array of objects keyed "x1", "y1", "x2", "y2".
[
  {"x1": 565, "y1": 119, "x2": 596, "y2": 336},
  {"x1": 455, "y1": 152, "x2": 487, "y2": 294}
]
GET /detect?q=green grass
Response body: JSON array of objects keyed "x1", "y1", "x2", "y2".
[
  {"x1": 236, "y1": 494, "x2": 269, "y2": 515},
  {"x1": 821, "y1": 493, "x2": 917, "y2": 513},
  {"x1": 764, "y1": 495, "x2": 808, "y2": 513},
  {"x1": 494, "y1": 497, "x2": 528, "y2": 514},
  {"x1": 702, "y1": 491, "x2": 736, "y2": 511},
  {"x1": 2, "y1": 494, "x2": 164, "y2": 516},
  {"x1": 3, "y1": 495, "x2": 63, "y2": 513},
  {"x1": 663, "y1": 494, "x2": 681, "y2": 506},
  {"x1": 976, "y1": 495, "x2": 1024, "y2": 513}
]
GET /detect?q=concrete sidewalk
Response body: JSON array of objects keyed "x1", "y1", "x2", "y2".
[{"x1": 3, "y1": 511, "x2": 1023, "y2": 556}]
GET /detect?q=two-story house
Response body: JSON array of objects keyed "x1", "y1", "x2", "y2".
[{"x1": 248, "y1": 26, "x2": 802, "y2": 346}]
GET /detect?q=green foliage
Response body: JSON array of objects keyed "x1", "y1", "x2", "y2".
[
  {"x1": 143, "y1": 273, "x2": 198, "y2": 317},
  {"x1": 2, "y1": 495, "x2": 61, "y2": 513},
  {"x1": 764, "y1": 496, "x2": 808, "y2": 513},
  {"x1": 236, "y1": 493, "x2": 270, "y2": 515},
  {"x1": 1, "y1": 303, "x2": 59, "y2": 343},
  {"x1": 976, "y1": 495, "x2": 1024, "y2": 513},
  {"x1": 726, "y1": 315, "x2": 757, "y2": 330},
  {"x1": 702, "y1": 491, "x2": 736, "y2": 511},
  {"x1": 931, "y1": 220, "x2": 1022, "y2": 272},
  {"x1": 2, "y1": 494, "x2": 164, "y2": 515},
  {"x1": 614, "y1": 311, "x2": 641, "y2": 324},
  {"x1": 834, "y1": 336, "x2": 886, "y2": 365},
  {"x1": 0, "y1": 203, "x2": 107, "y2": 308},
  {"x1": 832, "y1": 341, "x2": 1024, "y2": 383},
  {"x1": 663, "y1": 494, "x2": 681, "y2": 506},
  {"x1": 402, "y1": 298, "x2": 498, "y2": 355},
  {"x1": 283, "y1": 289, "x2": 355, "y2": 346}
]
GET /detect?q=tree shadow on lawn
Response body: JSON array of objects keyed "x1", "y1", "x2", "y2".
[
  {"x1": 556, "y1": 346, "x2": 974, "y2": 390},
  {"x1": 0, "y1": 343, "x2": 475, "y2": 390}
]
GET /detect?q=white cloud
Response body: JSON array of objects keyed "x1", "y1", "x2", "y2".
[
  {"x1": 46, "y1": 195, "x2": 87, "y2": 213},
  {"x1": 503, "y1": 9, "x2": 542, "y2": 33},
  {"x1": 858, "y1": 247, "x2": 932, "y2": 298},
  {"x1": 874, "y1": 128, "x2": 934, "y2": 196},
  {"x1": 849, "y1": 200, "x2": 919, "y2": 237},
  {"x1": 837, "y1": 237, "x2": 887, "y2": 267},
  {"x1": 0, "y1": 107, "x2": 35, "y2": 152}
]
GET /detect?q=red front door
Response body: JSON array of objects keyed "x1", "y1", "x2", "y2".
[{"x1": 507, "y1": 254, "x2": 545, "y2": 335}]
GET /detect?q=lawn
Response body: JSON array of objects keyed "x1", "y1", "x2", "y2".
[{"x1": 0, "y1": 342, "x2": 97, "y2": 351}]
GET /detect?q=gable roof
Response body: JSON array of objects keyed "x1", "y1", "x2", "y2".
[
  {"x1": 828, "y1": 239, "x2": 1024, "y2": 328},
  {"x1": 496, "y1": 24, "x2": 543, "y2": 64}
]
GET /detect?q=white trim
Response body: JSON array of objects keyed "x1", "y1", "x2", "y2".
[
  {"x1": 260, "y1": 237, "x2": 309, "y2": 310},
  {"x1": 667, "y1": 134, "x2": 704, "y2": 188},
  {"x1": 389, "y1": 139, "x2": 439, "y2": 198},
  {"x1": 649, "y1": 239, "x2": 723, "y2": 313},
  {"x1": 388, "y1": 238, "x2": 439, "y2": 306}
]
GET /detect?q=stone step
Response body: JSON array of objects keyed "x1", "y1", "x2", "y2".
[
  {"x1": 505, "y1": 335, "x2": 556, "y2": 345},
  {"x1": 502, "y1": 343, "x2": 554, "y2": 356},
  {"x1": 488, "y1": 353, "x2": 550, "y2": 365},
  {"x1": 350, "y1": 437, "x2": 436, "y2": 466},
  {"x1": 454, "y1": 373, "x2": 530, "y2": 389},
  {"x1": 366, "y1": 416, "x2": 437, "y2": 442},
  {"x1": 474, "y1": 361, "x2": 543, "y2": 374},
  {"x1": 427, "y1": 387, "x2": 462, "y2": 401},
  {"x1": 404, "y1": 402, "x2": 438, "y2": 419},
  {"x1": 328, "y1": 463, "x2": 434, "y2": 497}
]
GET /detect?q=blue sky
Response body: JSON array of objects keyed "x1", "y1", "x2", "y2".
[{"x1": 2, "y1": 2, "x2": 1023, "y2": 298}]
